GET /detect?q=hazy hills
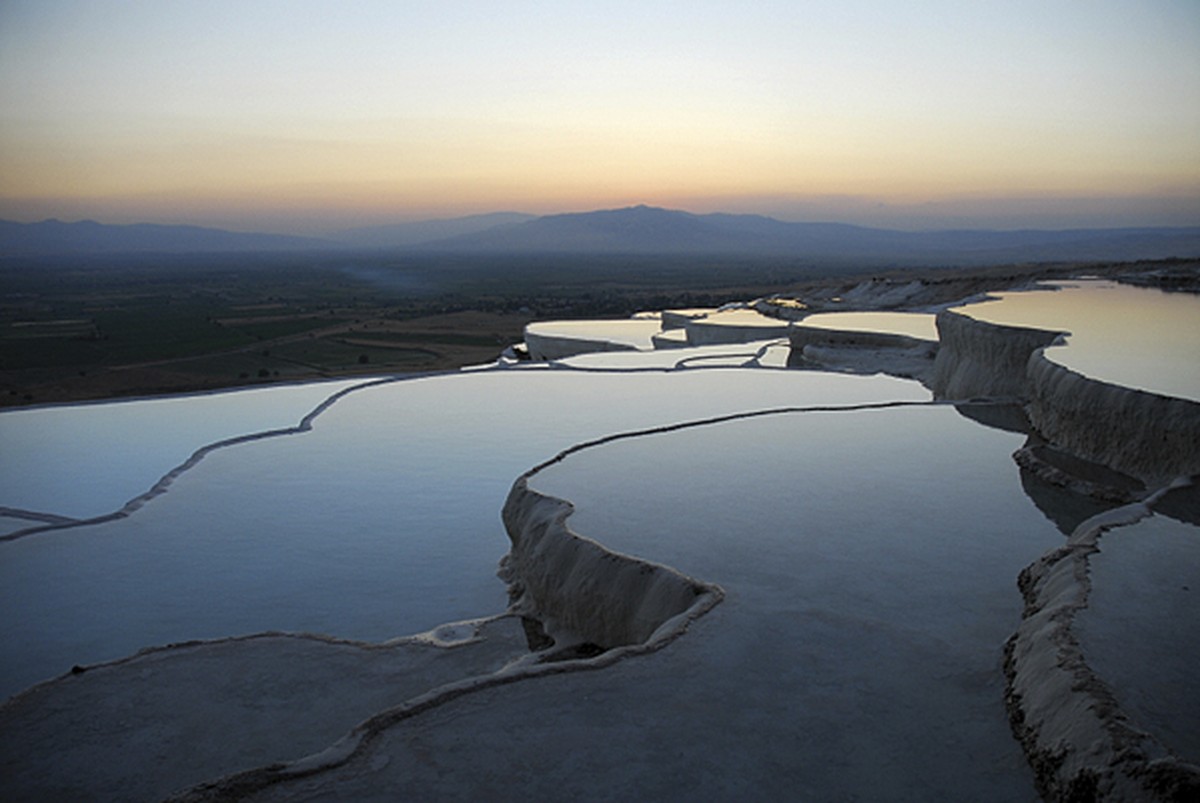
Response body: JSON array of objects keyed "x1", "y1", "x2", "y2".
[
  {"x1": 0, "y1": 212, "x2": 536, "y2": 255},
  {"x1": 3, "y1": 206, "x2": 1198, "y2": 265},
  {"x1": 0, "y1": 218, "x2": 330, "y2": 255},
  {"x1": 331, "y1": 212, "x2": 535, "y2": 248},
  {"x1": 425, "y1": 205, "x2": 893, "y2": 254},
  {"x1": 423, "y1": 205, "x2": 1200, "y2": 264}
]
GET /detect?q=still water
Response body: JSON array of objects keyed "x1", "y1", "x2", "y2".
[
  {"x1": 796, "y1": 310, "x2": 938, "y2": 341},
  {"x1": 954, "y1": 280, "x2": 1200, "y2": 402},
  {"x1": 0, "y1": 365, "x2": 924, "y2": 696},
  {"x1": 0, "y1": 378, "x2": 372, "y2": 520},
  {"x1": 529, "y1": 405, "x2": 1061, "y2": 798},
  {"x1": 2, "y1": 277, "x2": 1193, "y2": 709}
]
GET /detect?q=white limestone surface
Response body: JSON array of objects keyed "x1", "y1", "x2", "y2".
[
  {"x1": 929, "y1": 283, "x2": 1200, "y2": 484},
  {"x1": 502, "y1": 476, "x2": 720, "y2": 648},
  {"x1": 930, "y1": 310, "x2": 1063, "y2": 400},
  {"x1": 682, "y1": 308, "x2": 791, "y2": 345},
  {"x1": 1004, "y1": 490, "x2": 1200, "y2": 800},
  {"x1": 660, "y1": 307, "x2": 717, "y2": 329},
  {"x1": 788, "y1": 313, "x2": 939, "y2": 384},
  {"x1": 649, "y1": 326, "x2": 689, "y2": 348},
  {"x1": 1025, "y1": 356, "x2": 1200, "y2": 485}
]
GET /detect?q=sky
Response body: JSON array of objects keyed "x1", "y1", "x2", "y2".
[{"x1": 1, "y1": 0, "x2": 1198, "y2": 233}]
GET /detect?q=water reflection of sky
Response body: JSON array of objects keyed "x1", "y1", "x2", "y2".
[
  {"x1": 558, "y1": 339, "x2": 792, "y2": 369},
  {"x1": 0, "y1": 368, "x2": 926, "y2": 697},
  {"x1": 525, "y1": 319, "x2": 664, "y2": 350},
  {"x1": 796, "y1": 311, "x2": 938, "y2": 341},
  {"x1": 528, "y1": 405, "x2": 1060, "y2": 796},
  {"x1": 3, "y1": 279, "x2": 1195, "y2": 799},
  {"x1": 1078, "y1": 515, "x2": 1200, "y2": 765},
  {"x1": 0, "y1": 378, "x2": 373, "y2": 519},
  {"x1": 692, "y1": 308, "x2": 793, "y2": 327},
  {"x1": 954, "y1": 280, "x2": 1200, "y2": 402}
]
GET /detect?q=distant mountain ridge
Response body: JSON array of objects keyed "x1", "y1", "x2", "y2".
[
  {"x1": 330, "y1": 212, "x2": 535, "y2": 248},
  {"x1": 420, "y1": 205, "x2": 1200, "y2": 264},
  {"x1": 0, "y1": 213, "x2": 537, "y2": 256},
  {"x1": 0, "y1": 218, "x2": 333, "y2": 255},
  {"x1": 425, "y1": 205, "x2": 888, "y2": 254},
  {"x1": 3, "y1": 206, "x2": 1198, "y2": 264}
]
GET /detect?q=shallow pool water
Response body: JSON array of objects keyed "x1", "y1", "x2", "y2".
[
  {"x1": 3, "y1": 279, "x2": 1194, "y2": 800},
  {"x1": 796, "y1": 310, "x2": 938, "y2": 340},
  {"x1": 0, "y1": 377, "x2": 374, "y2": 521},
  {"x1": 524, "y1": 318, "x2": 664, "y2": 350},
  {"x1": 558, "y1": 338, "x2": 791, "y2": 369},
  {"x1": 311, "y1": 404, "x2": 1060, "y2": 800},
  {"x1": 1076, "y1": 514, "x2": 1200, "y2": 764},
  {"x1": 954, "y1": 280, "x2": 1200, "y2": 401},
  {"x1": 0, "y1": 365, "x2": 925, "y2": 696}
]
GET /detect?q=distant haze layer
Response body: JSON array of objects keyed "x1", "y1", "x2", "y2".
[
  {"x1": 4, "y1": 206, "x2": 1197, "y2": 264},
  {"x1": 0, "y1": 1, "x2": 1197, "y2": 234}
]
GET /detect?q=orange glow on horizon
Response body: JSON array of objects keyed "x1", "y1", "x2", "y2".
[
  {"x1": 4, "y1": 113, "x2": 1197, "y2": 233},
  {"x1": 1, "y1": 3, "x2": 1197, "y2": 232}
]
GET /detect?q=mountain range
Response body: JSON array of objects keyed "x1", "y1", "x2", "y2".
[
  {"x1": 3, "y1": 206, "x2": 1198, "y2": 265},
  {"x1": 0, "y1": 218, "x2": 329, "y2": 256}
]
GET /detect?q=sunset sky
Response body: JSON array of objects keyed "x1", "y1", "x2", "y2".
[{"x1": 2, "y1": 0, "x2": 1198, "y2": 233}]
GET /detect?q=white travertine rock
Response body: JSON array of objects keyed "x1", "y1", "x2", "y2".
[
  {"x1": 1005, "y1": 500, "x2": 1200, "y2": 802},
  {"x1": 681, "y1": 309, "x2": 791, "y2": 346},
  {"x1": 932, "y1": 307, "x2": 1200, "y2": 486},
  {"x1": 1025, "y1": 356, "x2": 1200, "y2": 487},
  {"x1": 787, "y1": 325, "x2": 938, "y2": 384},
  {"x1": 931, "y1": 310, "x2": 1064, "y2": 400},
  {"x1": 501, "y1": 476, "x2": 717, "y2": 649},
  {"x1": 660, "y1": 308, "x2": 717, "y2": 329}
]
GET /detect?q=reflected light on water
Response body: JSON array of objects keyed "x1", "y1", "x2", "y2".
[
  {"x1": 954, "y1": 281, "x2": 1200, "y2": 402},
  {"x1": 0, "y1": 378, "x2": 373, "y2": 519},
  {"x1": 524, "y1": 319, "x2": 664, "y2": 350},
  {"x1": 798, "y1": 311, "x2": 938, "y2": 341}
]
